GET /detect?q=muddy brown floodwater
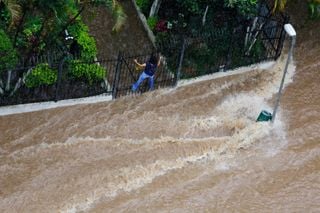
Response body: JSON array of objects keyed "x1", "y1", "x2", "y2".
[{"x1": 0, "y1": 1, "x2": 319, "y2": 212}]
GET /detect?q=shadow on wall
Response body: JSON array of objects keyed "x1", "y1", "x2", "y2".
[{"x1": 82, "y1": 0, "x2": 154, "y2": 60}]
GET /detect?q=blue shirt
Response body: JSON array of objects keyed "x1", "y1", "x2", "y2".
[{"x1": 144, "y1": 62, "x2": 157, "y2": 76}]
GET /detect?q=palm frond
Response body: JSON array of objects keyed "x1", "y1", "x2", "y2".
[
  {"x1": 111, "y1": 0, "x2": 127, "y2": 33},
  {"x1": 1, "y1": 0, "x2": 22, "y2": 25},
  {"x1": 272, "y1": 0, "x2": 287, "y2": 13}
]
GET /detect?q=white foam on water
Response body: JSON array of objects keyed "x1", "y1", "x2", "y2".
[
  {"x1": 63, "y1": 57, "x2": 296, "y2": 212},
  {"x1": 59, "y1": 113, "x2": 280, "y2": 213},
  {"x1": 255, "y1": 60, "x2": 296, "y2": 99},
  {"x1": 214, "y1": 161, "x2": 231, "y2": 171},
  {"x1": 59, "y1": 154, "x2": 206, "y2": 212},
  {"x1": 1, "y1": 56, "x2": 298, "y2": 212}
]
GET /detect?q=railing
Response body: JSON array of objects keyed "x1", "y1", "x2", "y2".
[
  {"x1": 0, "y1": 52, "x2": 176, "y2": 106},
  {"x1": 0, "y1": 0, "x2": 288, "y2": 106},
  {"x1": 156, "y1": 0, "x2": 289, "y2": 79}
]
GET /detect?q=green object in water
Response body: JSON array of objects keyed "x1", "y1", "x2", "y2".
[{"x1": 256, "y1": 110, "x2": 272, "y2": 122}]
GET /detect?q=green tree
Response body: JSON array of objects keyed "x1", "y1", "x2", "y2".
[{"x1": 1, "y1": 0, "x2": 126, "y2": 58}]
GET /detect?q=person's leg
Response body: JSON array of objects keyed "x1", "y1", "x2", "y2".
[
  {"x1": 132, "y1": 72, "x2": 148, "y2": 91},
  {"x1": 148, "y1": 75, "x2": 154, "y2": 90}
]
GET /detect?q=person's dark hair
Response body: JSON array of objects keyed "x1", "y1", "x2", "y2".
[{"x1": 149, "y1": 55, "x2": 158, "y2": 65}]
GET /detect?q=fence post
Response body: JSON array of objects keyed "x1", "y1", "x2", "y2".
[
  {"x1": 55, "y1": 54, "x2": 68, "y2": 102},
  {"x1": 225, "y1": 28, "x2": 236, "y2": 70},
  {"x1": 176, "y1": 38, "x2": 186, "y2": 86},
  {"x1": 275, "y1": 16, "x2": 289, "y2": 59},
  {"x1": 112, "y1": 51, "x2": 122, "y2": 99}
]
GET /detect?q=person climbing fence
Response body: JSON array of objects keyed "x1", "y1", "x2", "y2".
[{"x1": 132, "y1": 54, "x2": 161, "y2": 92}]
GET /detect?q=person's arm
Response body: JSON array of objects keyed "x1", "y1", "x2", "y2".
[{"x1": 134, "y1": 59, "x2": 146, "y2": 68}]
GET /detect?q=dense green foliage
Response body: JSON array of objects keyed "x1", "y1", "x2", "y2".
[
  {"x1": 68, "y1": 60, "x2": 106, "y2": 84},
  {"x1": 137, "y1": 0, "x2": 258, "y2": 20},
  {"x1": 136, "y1": 0, "x2": 150, "y2": 15},
  {"x1": 308, "y1": 0, "x2": 320, "y2": 19},
  {"x1": 68, "y1": 21, "x2": 97, "y2": 61},
  {"x1": 0, "y1": 29, "x2": 18, "y2": 72},
  {"x1": 147, "y1": 16, "x2": 158, "y2": 30},
  {"x1": 15, "y1": 16, "x2": 43, "y2": 53},
  {"x1": 25, "y1": 63, "x2": 57, "y2": 88},
  {"x1": 0, "y1": 4, "x2": 10, "y2": 29},
  {"x1": 0, "y1": 0, "x2": 78, "y2": 57},
  {"x1": 225, "y1": 0, "x2": 258, "y2": 16},
  {"x1": 0, "y1": 0, "x2": 125, "y2": 61},
  {"x1": 0, "y1": 0, "x2": 127, "y2": 102}
]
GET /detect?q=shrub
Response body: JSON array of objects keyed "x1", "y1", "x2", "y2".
[
  {"x1": 68, "y1": 21, "x2": 98, "y2": 61},
  {"x1": 23, "y1": 16, "x2": 42, "y2": 38},
  {"x1": 0, "y1": 29, "x2": 18, "y2": 72},
  {"x1": 68, "y1": 60, "x2": 106, "y2": 85},
  {"x1": 309, "y1": 0, "x2": 320, "y2": 19},
  {"x1": 147, "y1": 16, "x2": 158, "y2": 31},
  {"x1": 136, "y1": 0, "x2": 150, "y2": 15},
  {"x1": 224, "y1": 0, "x2": 258, "y2": 17},
  {"x1": 25, "y1": 63, "x2": 58, "y2": 88},
  {"x1": 77, "y1": 30, "x2": 97, "y2": 61}
]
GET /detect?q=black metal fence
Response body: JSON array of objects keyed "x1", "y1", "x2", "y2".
[
  {"x1": 110, "y1": 53, "x2": 176, "y2": 99},
  {"x1": 0, "y1": 52, "x2": 177, "y2": 106},
  {"x1": 0, "y1": 1, "x2": 288, "y2": 107},
  {"x1": 156, "y1": 0, "x2": 289, "y2": 80}
]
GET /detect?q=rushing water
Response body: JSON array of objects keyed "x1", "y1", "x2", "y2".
[
  {"x1": 1, "y1": 52, "x2": 318, "y2": 212},
  {"x1": 1, "y1": 8, "x2": 320, "y2": 213}
]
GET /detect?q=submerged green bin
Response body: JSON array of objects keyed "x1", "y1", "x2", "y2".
[{"x1": 256, "y1": 110, "x2": 272, "y2": 122}]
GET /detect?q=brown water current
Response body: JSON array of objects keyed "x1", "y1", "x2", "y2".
[{"x1": 1, "y1": 9, "x2": 320, "y2": 213}]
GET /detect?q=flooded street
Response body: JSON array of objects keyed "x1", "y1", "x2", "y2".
[{"x1": 1, "y1": 3, "x2": 320, "y2": 213}]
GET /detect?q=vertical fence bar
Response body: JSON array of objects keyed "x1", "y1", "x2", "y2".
[
  {"x1": 225, "y1": 28, "x2": 235, "y2": 70},
  {"x1": 275, "y1": 15, "x2": 289, "y2": 59},
  {"x1": 112, "y1": 52, "x2": 122, "y2": 99},
  {"x1": 176, "y1": 38, "x2": 187, "y2": 86},
  {"x1": 55, "y1": 55, "x2": 67, "y2": 102}
]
